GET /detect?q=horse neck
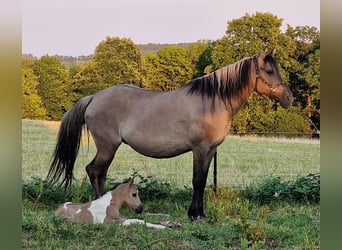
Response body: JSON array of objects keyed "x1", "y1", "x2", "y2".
[
  {"x1": 210, "y1": 57, "x2": 256, "y2": 116},
  {"x1": 227, "y1": 79, "x2": 255, "y2": 116},
  {"x1": 109, "y1": 188, "x2": 125, "y2": 211}
]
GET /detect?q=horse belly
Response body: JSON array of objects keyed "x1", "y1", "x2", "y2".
[
  {"x1": 125, "y1": 137, "x2": 191, "y2": 158},
  {"x1": 123, "y1": 131, "x2": 191, "y2": 158}
]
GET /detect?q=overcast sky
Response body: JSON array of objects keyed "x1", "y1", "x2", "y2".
[{"x1": 22, "y1": 0, "x2": 320, "y2": 57}]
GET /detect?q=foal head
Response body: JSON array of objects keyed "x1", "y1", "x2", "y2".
[
  {"x1": 253, "y1": 49, "x2": 293, "y2": 109},
  {"x1": 114, "y1": 178, "x2": 143, "y2": 214}
]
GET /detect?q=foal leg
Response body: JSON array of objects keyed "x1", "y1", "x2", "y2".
[{"x1": 188, "y1": 146, "x2": 216, "y2": 220}]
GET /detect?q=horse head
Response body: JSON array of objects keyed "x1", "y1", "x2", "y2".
[
  {"x1": 254, "y1": 49, "x2": 293, "y2": 108},
  {"x1": 119, "y1": 177, "x2": 143, "y2": 214}
]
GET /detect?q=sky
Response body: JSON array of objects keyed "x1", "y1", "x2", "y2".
[{"x1": 22, "y1": 0, "x2": 320, "y2": 57}]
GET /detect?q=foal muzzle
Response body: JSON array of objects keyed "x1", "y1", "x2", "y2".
[{"x1": 134, "y1": 205, "x2": 143, "y2": 214}]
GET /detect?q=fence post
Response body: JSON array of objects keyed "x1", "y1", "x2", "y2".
[{"x1": 213, "y1": 150, "x2": 217, "y2": 193}]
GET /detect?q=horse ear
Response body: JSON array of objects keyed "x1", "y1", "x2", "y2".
[
  {"x1": 270, "y1": 48, "x2": 276, "y2": 57},
  {"x1": 264, "y1": 47, "x2": 268, "y2": 53},
  {"x1": 258, "y1": 50, "x2": 267, "y2": 61},
  {"x1": 128, "y1": 177, "x2": 134, "y2": 186}
]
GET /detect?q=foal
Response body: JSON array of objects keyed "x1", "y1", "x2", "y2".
[
  {"x1": 55, "y1": 178, "x2": 167, "y2": 229},
  {"x1": 55, "y1": 178, "x2": 143, "y2": 224}
]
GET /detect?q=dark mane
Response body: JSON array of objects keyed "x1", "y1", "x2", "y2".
[{"x1": 184, "y1": 56, "x2": 253, "y2": 108}]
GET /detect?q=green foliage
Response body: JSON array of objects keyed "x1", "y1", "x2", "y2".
[
  {"x1": 93, "y1": 37, "x2": 146, "y2": 87},
  {"x1": 286, "y1": 25, "x2": 320, "y2": 130},
  {"x1": 22, "y1": 173, "x2": 319, "y2": 249},
  {"x1": 232, "y1": 95, "x2": 311, "y2": 137},
  {"x1": 131, "y1": 170, "x2": 172, "y2": 201},
  {"x1": 210, "y1": 12, "x2": 318, "y2": 136},
  {"x1": 206, "y1": 187, "x2": 244, "y2": 223},
  {"x1": 22, "y1": 59, "x2": 47, "y2": 119},
  {"x1": 74, "y1": 37, "x2": 146, "y2": 97},
  {"x1": 187, "y1": 40, "x2": 214, "y2": 77},
  {"x1": 22, "y1": 172, "x2": 174, "y2": 207},
  {"x1": 145, "y1": 45, "x2": 194, "y2": 91},
  {"x1": 236, "y1": 200, "x2": 269, "y2": 243},
  {"x1": 22, "y1": 176, "x2": 70, "y2": 207},
  {"x1": 32, "y1": 55, "x2": 74, "y2": 120},
  {"x1": 245, "y1": 173, "x2": 320, "y2": 204},
  {"x1": 206, "y1": 187, "x2": 269, "y2": 246},
  {"x1": 211, "y1": 12, "x2": 296, "y2": 70}
]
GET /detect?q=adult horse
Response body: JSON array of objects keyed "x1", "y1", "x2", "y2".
[{"x1": 48, "y1": 49, "x2": 293, "y2": 220}]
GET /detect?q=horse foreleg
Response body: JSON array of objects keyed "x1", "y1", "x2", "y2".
[{"x1": 188, "y1": 147, "x2": 216, "y2": 220}]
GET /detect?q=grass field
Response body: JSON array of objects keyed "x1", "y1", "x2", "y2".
[
  {"x1": 22, "y1": 119, "x2": 320, "y2": 249},
  {"x1": 22, "y1": 119, "x2": 319, "y2": 188}
]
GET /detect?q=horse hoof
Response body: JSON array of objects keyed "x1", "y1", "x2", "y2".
[{"x1": 188, "y1": 213, "x2": 206, "y2": 221}]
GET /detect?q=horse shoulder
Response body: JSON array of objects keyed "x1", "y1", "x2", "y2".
[
  {"x1": 190, "y1": 110, "x2": 232, "y2": 146},
  {"x1": 87, "y1": 192, "x2": 113, "y2": 223}
]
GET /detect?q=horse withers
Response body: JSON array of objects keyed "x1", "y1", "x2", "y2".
[{"x1": 48, "y1": 49, "x2": 293, "y2": 220}]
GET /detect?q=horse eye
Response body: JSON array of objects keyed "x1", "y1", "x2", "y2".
[
  {"x1": 263, "y1": 67, "x2": 273, "y2": 74},
  {"x1": 132, "y1": 193, "x2": 137, "y2": 197}
]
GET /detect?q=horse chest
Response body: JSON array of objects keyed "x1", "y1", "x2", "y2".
[
  {"x1": 86, "y1": 192, "x2": 113, "y2": 223},
  {"x1": 197, "y1": 112, "x2": 231, "y2": 144}
]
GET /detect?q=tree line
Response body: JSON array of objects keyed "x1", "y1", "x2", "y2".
[{"x1": 22, "y1": 12, "x2": 320, "y2": 137}]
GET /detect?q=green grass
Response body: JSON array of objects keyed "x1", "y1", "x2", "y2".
[
  {"x1": 22, "y1": 119, "x2": 320, "y2": 187},
  {"x1": 22, "y1": 119, "x2": 320, "y2": 249}
]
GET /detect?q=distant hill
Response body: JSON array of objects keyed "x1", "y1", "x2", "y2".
[
  {"x1": 23, "y1": 43, "x2": 193, "y2": 67},
  {"x1": 138, "y1": 43, "x2": 191, "y2": 54}
]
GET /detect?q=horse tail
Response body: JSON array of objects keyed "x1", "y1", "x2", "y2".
[{"x1": 47, "y1": 95, "x2": 94, "y2": 189}]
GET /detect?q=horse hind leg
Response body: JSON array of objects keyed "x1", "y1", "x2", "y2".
[{"x1": 86, "y1": 143, "x2": 120, "y2": 198}]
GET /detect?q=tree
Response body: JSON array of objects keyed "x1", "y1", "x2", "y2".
[
  {"x1": 74, "y1": 37, "x2": 147, "y2": 97},
  {"x1": 286, "y1": 26, "x2": 320, "y2": 131},
  {"x1": 145, "y1": 46, "x2": 194, "y2": 91},
  {"x1": 299, "y1": 49, "x2": 320, "y2": 131},
  {"x1": 33, "y1": 55, "x2": 73, "y2": 120},
  {"x1": 72, "y1": 61, "x2": 104, "y2": 97},
  {"x1": 210, "y1": 12, "x2": 311, "y2": 135},
  {"x1": 211, "y1": 12, "x2": 296, "y2": 74},
  {"x1": 187, "y1": 40, "x2": 214, "y2": 78},
  {"x1": 93, "y1": 36, "x2": 146, "y2": 87},
  {"x1": 22, "y1": 58, "x2": 47, "y2": 119}
]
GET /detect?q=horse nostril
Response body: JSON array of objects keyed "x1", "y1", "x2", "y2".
[
  {"x1": 286, "y1": 94, "x2": 293, "y2": 103},
  {"x1": 135, "y1": 206, "x2": 143, "y2": 214}
]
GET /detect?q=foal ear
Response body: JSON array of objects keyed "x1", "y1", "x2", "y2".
[{"x1": 128, "y1": 177, "x2": 134, "y2": 186}]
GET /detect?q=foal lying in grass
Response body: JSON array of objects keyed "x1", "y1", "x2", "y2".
[{"x1": 55, "y1": 178, "x2": 167, "y2": 229}]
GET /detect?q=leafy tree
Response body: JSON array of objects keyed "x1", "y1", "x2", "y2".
[
  {"x1": 145, "y1": 46, "x2": 194, "y2": 91},
  {"x1": 93, "y1": 36, "x2": 146, "y2": 87},
  {"x1": 211, "y1": 12, "x2": 296, "y2": 80},
  {"x1": 232, "y1": 94, "x2": 310, "y2": 137},
  {"x1": 187, "y1": 40, "x2": 214, "y2": 77},
  {"x1": 72, "y1": 61, "x2": 104, "y2": 97},
  {"x1": 210, "y1": 12, "x2": 314, "y2": 135},
  {"x1": 74, "y1": 37, "x2": 147, "y2": 97},
  {"x1": 22, "y1": 58, "x2": 47, "y2": 119},
  {"x1": 32, "y1": 55, "x2": 73, "y2": 120},
  {"x1": 286, "y1": 26, "x2": 320, "y2": 130}
]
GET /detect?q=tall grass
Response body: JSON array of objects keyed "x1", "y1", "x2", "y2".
[{"x1": 22, "y1": 119, "x2": 320, "y2": 188}]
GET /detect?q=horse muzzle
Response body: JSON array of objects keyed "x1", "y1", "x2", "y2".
[
  {"x1": 134, "y1": 205, "x2": 143, "y2": 214},
  {"x1": 279, "y1": 92, "x2": 294, "y2": 109}
]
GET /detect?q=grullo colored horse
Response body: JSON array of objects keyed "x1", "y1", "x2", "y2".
[{"x1": 48, "y1": 49, "x2": 293, "y2": 220}]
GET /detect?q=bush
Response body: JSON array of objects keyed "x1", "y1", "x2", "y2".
[
  {"x1": 22, "y1": 171, "x2": 174, "y2": 208},
  {"x1": 131, "y1": 170, "x2": 172, "y2": 201},
  {"x1": 245, "y1": 173, "x2": 320, "y2": 204}
]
